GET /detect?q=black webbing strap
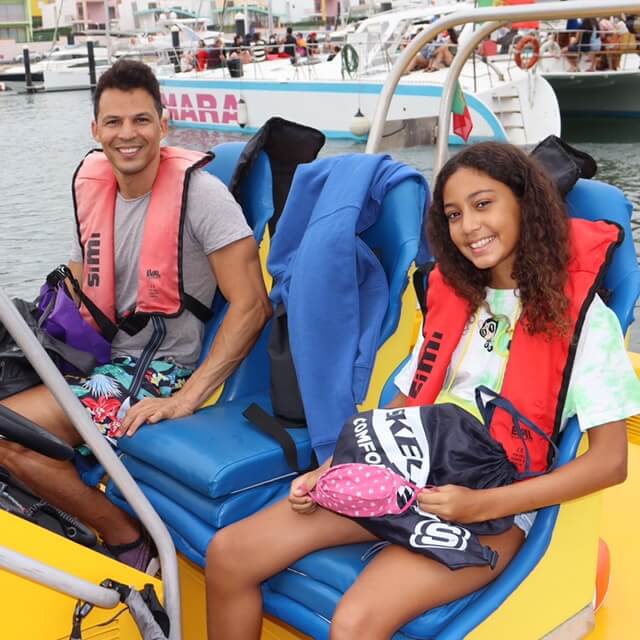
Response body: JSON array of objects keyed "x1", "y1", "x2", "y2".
[
  {"x1": 47, "y1": 265, "x2": 118, "y2": 341},
  {"x1": 183, "y1": 293, "x2": 213, "y2": 324},
  {"x1": 412, "y1": 261, "x2": 436, "y2": 317},
  {"x1": 242, "y1": 403, "x2": 312, "y2": 473},
  {"x1": 49, "y1": 266, "x2": 212, "y2": 340}
]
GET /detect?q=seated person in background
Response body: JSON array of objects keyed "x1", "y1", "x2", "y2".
[
  {"x1": 295, "y1": 32, "x2": 308, "y2": 58},
  {"x1": 581, "y1": 17, "x2": 602, "y2": 71},
  {"x1": 561, "y1": 17, "x2": 586, "y2": 71},
  {"x1": 226, "y1": 35, "x2": 243, "y2": 60},
  {"x1": 307, "y1": 32, "x2": 320, "y2": 56},
  {"x1": 205, "y1": 142, "x2": 638, "y2": 640},
  {"x1": 267, "y1": 34, "x2": 279, "y2": 56},
  {"x1": 207, "y1": 39, "x2": 226, "y2": 70},
  {"x1": 599, "y1": 19, "x2": 621, "y2": 70},
  {"x1": 406, "y1": 28, "x2": 456, "y2": 73},
  {"x1": 327, "y1": 45, "x2": 342, "y2": 62},
  {"x1": 196, "y1": 40, "x2": 209, "y2": 71},
  {"x1": 251, "y1": 32, "x2": 267, "y2": 63},
  {"x1": 495, "y1": 25, "x2": 517, "y2": 54},
  {"x1": 180, "y1": 49, "x2": 195, "y2": 72},
  {"x1": 0, "y1": 60, "x2": 271, "y2": 573}
]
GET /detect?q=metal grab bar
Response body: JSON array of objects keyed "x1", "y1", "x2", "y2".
[
  {"x1": 0, "y1": 287, "x2": 182, "y2": 639},
  {"x1": 365, "y1": 0, "x2": 640, "y2": 176},
  {"x1": 0, "y1": 545, "x2": 120, "y2": 609}
]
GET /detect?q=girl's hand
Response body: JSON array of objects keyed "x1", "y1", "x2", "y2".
[
  {"x1": 417, "y1": 485, "x2": 488, "y2": 524},
  {"x1": 289, "y1": 469, "x2": 322, "y2": 515}
]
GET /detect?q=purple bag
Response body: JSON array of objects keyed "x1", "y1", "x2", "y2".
[{"x1": 37, "y1": 266, "x2": 112, "y2": 373}]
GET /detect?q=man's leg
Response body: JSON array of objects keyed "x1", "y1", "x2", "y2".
[{"x1": 0, "y1": 384, "x2": 140, "y2": 546}]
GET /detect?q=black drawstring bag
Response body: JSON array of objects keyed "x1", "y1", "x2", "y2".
[{"x1": 530, "y1": 135, "x2": 597, "y2": 196}]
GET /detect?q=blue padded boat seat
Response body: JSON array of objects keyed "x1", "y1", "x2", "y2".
[
  {"x1": 119, "y1": 455, "x2": 291, "y2": 529},
  {"x1": 256, "y1": 178, "x2": 640, "y2": 639},
  {"x1": 199, "y1": 142, "x2": 274, "y2": 363},
  {"x1": 110, "y1": 169, "x2": 427, "y2": 593},
  {"x1": 117, "y1": 393, "x2": 312, "y2": 497},
  {"x1": 108, "y1": 476, "x2": 290, "y2": 561}
]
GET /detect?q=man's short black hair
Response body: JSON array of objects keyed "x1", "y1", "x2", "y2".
[
  {"x1": 286, "y1": 27, "x2": 293, "y2": 34},
  {"x1": 93, "y1": 59, "x2": 163, "y2": 120}
]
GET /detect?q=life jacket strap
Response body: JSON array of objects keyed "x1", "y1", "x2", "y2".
[
  {"x1": 182, "y1": 293, "x2": 214, "y2": 324},
  {"x1": 474, "y1": 385, "x2": 559, "y2": 478},
  {"x1": 48, "y1": 265, "x2": 118, "y2": 342}
]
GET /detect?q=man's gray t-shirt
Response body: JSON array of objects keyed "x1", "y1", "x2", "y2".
[{"x1": 70, "y1": 169, "x2": 252, "y2": 369}]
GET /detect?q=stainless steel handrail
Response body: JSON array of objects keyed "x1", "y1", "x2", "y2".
[
  {"x1": 0, "y1": 287, "x2": 182, "y2": 639},
  {"x1": 365, "y1": 0, "x2": 640, "y2": 176},
  {"x1": 0, "y1": 545, "x2": 120, "y2": 609}
]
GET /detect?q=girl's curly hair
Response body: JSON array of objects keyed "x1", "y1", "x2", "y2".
[{"x1": 426, "y1": 142, "x2": 570, "y2": 336}]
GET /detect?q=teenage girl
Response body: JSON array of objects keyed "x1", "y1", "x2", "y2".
[{"x1": 205, "y1": 142, "x2": 640, "y2": 640}]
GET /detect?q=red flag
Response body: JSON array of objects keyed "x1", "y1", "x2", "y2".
[{"x1": 452, "y1": 81, "x2": 473, "y2": 142}]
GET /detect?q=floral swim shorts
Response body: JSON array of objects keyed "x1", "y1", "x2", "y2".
[{"x1": 65, "y1": 356, "x2": 193, "y2": 453}]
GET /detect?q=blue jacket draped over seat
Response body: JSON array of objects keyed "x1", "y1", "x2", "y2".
[{"x1": 268, "y1": 154, "x2": 428, "y2": 461}]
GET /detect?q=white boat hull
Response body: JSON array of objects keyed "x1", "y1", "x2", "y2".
[
  {"x1": 158, "y1": 69, "x2": 560, "y2": 145},
  {"x1": 544, "y1": 70, "x2": 640, "y2": 118}
]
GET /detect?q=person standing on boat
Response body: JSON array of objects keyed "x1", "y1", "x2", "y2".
[
  {"x1": 0, "y1": 59, "x2": 271, "y2": 572},
  {"x1": 205, "y1": 142, "x2": 640, "y2": 639},
  {"x1": 284, "y1": 26, "x2": 297, "y2": 60}
]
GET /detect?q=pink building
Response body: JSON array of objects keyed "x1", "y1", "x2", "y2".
[{"x1": 75, "y1": 0, "x2": 117, "y2": 30}]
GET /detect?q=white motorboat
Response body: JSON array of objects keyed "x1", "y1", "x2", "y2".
[
  {"x1": 0, "y1": 44, "x2": 110, "y2": 92},
  {"x1": 156, "y1": 4, "x2": 561, "y2": 146}
]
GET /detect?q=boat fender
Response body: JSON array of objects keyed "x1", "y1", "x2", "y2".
[
  {"x1": 237, "y1": 97, "x2": 248, "y2": 128},
  {"x1": 0, "y1": 82, "x2": 6, "y2": 92},
  {"x1": 514, "y1": 35, "x2": 540, "y2": 70},
  {"x1": 350, "y1": 108, "x2": 370, "y2": 137}
]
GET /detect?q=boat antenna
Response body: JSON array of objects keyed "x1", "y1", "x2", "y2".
[
  {"x1": 48, "y1": 0, "x2": 65, "y2": 57},
  {"x1": 103, "y1": 0, "x2": 113, "y2": 62}
]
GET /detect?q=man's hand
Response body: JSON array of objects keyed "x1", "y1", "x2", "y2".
[
  {"x1": 117, "y1": 396, "x2": 196, "y2": 437},
  {"x1": 417, "y1": 485, "x2": 488, "y2": 524}
]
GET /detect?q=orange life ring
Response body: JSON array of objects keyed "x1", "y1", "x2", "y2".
[{"x1": 514, "y1": 35, "x2": 540, "y2": 70}]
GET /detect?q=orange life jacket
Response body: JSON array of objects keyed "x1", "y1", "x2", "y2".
[
  {"x1": 72, "y1": 146, "x2": 213, "y2": 337},
  {"x1": 406, "y1": 218, "x2": 622, "y2": 473}
]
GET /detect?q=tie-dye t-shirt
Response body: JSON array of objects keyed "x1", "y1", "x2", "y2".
[{"x1": 395, "y1": 289, "x2": 640, "y2": 431}]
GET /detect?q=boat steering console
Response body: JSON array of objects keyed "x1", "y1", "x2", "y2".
[{"x1": 0, "y1": 404, "x2": 74, "y2": 461}]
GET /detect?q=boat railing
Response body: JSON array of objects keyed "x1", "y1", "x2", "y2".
[
  {"x1": 366, "y1": 0, "x2": 640, "y2": 176},
  {"x1": 0, "y1": 285, "x2": 183, "y2": 640},
  {"x1": 498, "y1": 25, "x2": 640, "y2": 74}
]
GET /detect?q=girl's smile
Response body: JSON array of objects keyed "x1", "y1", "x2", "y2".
[{"x1": 443, "y1": 168, "x2": 521, "y2": 289}]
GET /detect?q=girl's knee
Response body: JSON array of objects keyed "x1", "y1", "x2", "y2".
[
  {"x1": 331, "y1": 598, "x2": 380, "y2": 640},
  {"x1": 206, "y1": 525, "x2": 258, "y2": 589}
]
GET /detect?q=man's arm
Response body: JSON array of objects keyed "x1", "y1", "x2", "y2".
[{"x1": 119, "y1": 236, "x2": 271, "y2": 435}]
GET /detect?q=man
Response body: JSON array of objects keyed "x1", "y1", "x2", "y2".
[
  {"x1": 284, "y1": 26, "x2": 297, "y2": 61},
  {"x1": 0, "y1": 60, "x2": 271, "y2": 571}
]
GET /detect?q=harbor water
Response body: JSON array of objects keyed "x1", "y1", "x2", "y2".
[{"x1": 1, "y1": 89, "x2": 639, "y2": 349}]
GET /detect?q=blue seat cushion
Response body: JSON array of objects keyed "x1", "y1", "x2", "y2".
[
  {"x1": 266, "y1": 544, "x2": 484, "y2": 638},
  {"x1": 119, "y1": 454, "x2": 292, "y2": 528},
  {"x1": 117, "y1": 393, "x2": 312, "y2": 498},
  {"x1": 106, "y1": 480, "x2": 289, "y2": 566},
  {"x1": 107, "y1": 478, "x2": 217, "y2": 558}
]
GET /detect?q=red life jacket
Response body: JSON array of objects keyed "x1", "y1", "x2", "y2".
[
  {"x1": 406, "y1": 218, "x2": 622, "y2": 474},
  {"x1": 72, "y1": 146, "x2": 213, "y2": 336}
]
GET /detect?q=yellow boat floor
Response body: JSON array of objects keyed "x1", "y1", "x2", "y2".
[{"x1": 587, "y1": 440, "x2": 639, "y2": 639}]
